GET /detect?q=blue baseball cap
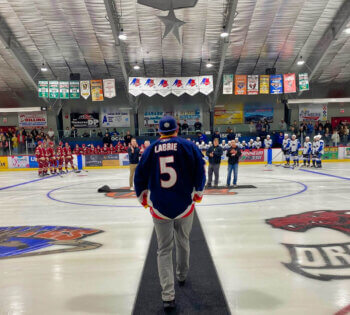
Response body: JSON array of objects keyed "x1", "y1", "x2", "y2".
[{"x1": 158, "y1": 116, "x2": 178, "y2": 133}]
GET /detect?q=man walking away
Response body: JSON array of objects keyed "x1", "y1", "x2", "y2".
[
  {"x1": 226, "y1": 141, "x2": 242, "y2": 187},
  {"x1": 127, "y1": 138, "x2": 140, "y2": 190},
  {"x1": 134, "y1": 116, "x2": 206, "y2": 311},
  {"x1": 206, "y1": 138, "x2": 223, "y2": 187}
]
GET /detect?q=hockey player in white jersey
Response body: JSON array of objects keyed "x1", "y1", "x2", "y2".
[
  {"x1": 234, "y1": 137, "x2": 240, "y2": 148},
  {"x1": 220, "y1": 140, "x2": 229, "y2": 151},
  {"x1": 199, "y1": 141, "x2": 208, "y2": 150},
  {"x1": 264, "y1": 135, "x2": 273, "y2": 149},
  {"x1": 254, "y1": 137, "x2": 262, "y2": 149},
  {"x1": 282, "y1": 134, "x2": 291, "y2": 166},
  {"x1": 290, "y1": 134, "x2": 301, "y2": 167},
  {"x1": 241, "y1": 141, "x2": 247, "y2": 150},
  {"x1": 248, "y1": 139, "x2": 254, "y2": 150},
  {"x1": 311, "y1": 136, "x2": 318, "y2": 167},
  {"x1": 302, "y1": 136, "x2": 312, "y2": 167},
  {"x1": 315, "y1": 135, "x2": 324, "y2": 168}
]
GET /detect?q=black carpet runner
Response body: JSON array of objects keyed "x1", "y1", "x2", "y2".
[{"x1": 132, "y1": 211, "x2": 231, "y2": 315}]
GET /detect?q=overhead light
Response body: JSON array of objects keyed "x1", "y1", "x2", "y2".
[
  {"x1": 220, "y1": 32, "x2": 229, "y2": 38},
  {"x1": 133, "y1": 64, "x2": 140, "y2": 70},
  {"x1": 297, "y1": 56, "x2": 305, "y2": 66},
  {"x1": 118, "y1": 29, "x2": 127, "y2": 41},
  {"x1": 119, "y1": 107, "x2": 133, "y2": 110},
  {"x1": 40, "y1": 62, "x2": 48, "y2": 72},
  {"x1": 206, "y1": 60, "x2": 213, "y2": 68},
  {"x1": 0, "y1": 107, "x2": 42, "y2": 113},
  {"x1": 344, "y1": 28, "x2": 350, "y2": 34}
]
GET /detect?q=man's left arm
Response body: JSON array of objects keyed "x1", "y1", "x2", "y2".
[{"x1": 193, "y1": 146, "x2": 206, "y2": 203}]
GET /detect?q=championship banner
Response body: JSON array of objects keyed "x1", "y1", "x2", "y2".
[
  {"x1": 214, "y1": 104, "x2": 244, "y2": 125},
  {"x1": 234, "y1": 75, "x2": 247, "y2": 95},
  {"x1": 247, "y1": 75, "x2": 259, "y2": 95},
  {"x1": 223, "y1": 74, "x2": 233, "y2": 94},
  {"x1": 142, "y1": 78, "x2": 157, "y2": 97},
  {"x1": 80, "y1": 80, "x2": 90, "y2": 99},
  {"x1": 71, "y1": 113, "x2": 99, "y2": 128},
  {"x1": 59, "y1": 81, "x2": 69, "y2": 99},
  {"x1": 259, "y1": 75, "x2": 269, "y2": 94},
  {"x1": 244, "y1": 104, "x2": 274, "y2": 123},
  {"x1": 199, "y1": 75, "x2": 213, "y2": 95},
  {"x1": 283, "y1": 73, "x2": 296, "y2": 93},
  {"x1": 38, "y1": 81, "x2": 48, "y2": 98},
  {"x1": 156, "y1": 78, "x2": 171, "y2": 97},
  {"x1": 69, "y1": 81, "x2": 80, "y2": 99},
  {"x1": 49, "y1": 81, "x2": 59, "y2": 99},
  {"x1": 170, "y1": 78, "x2": 185, "y2": 96},
  {"x1": 128, "y1": 77, "x2": 142, "y2": 96},
  {"x1": 240, "y1": 149, "x2": 264, "y2": 162},
  {"x1": 91, "y1": 80, "x2": 104, "y2": 101},
  {"x1": 18, "y1": 112, "x2": 47, "y2": 128},
  {"x1": 299, "y1": 73, "x2": 309, "y2": 91},
  {"x1": 103, "y1": 79, "x2": 116, "y2": 98},
  {"x1": 184, "y1": 77, "x2": 199, "y2": 96},
  {"x1": 176, "y1": 109, "x2": 201, "y2": 125},
  {"x1": 101, "y1": 109, "x2": 130, "y2": 127},
  {"x1": 270, "y1": 75, "x2": 283, "y2": 94},
  {"x1": 299, "y1": 105, "x2": 327, "y2": 122}
]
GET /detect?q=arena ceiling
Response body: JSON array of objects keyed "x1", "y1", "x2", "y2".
[{"x1": 0, "y1": 0, "x2": 349, "y2": 94}]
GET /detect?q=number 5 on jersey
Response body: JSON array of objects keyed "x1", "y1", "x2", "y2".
[{"x1": 159, "y1": 156, "x2": 177, "y2": 188}]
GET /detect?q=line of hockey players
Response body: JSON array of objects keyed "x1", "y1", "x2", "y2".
[
  {"x1": 195, "y1": 135, "x2": 273, "y2": 151},
  {"x1": 35, "y1": 141, "x2": 77, "y2": 177},
  {"x1": 282, "y1": 134, "x2": 324, "y2": 168}
]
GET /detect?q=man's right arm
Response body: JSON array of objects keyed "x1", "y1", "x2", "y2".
[{"x1": 134, "y1": 148, "x2": 152, "y2": 207}]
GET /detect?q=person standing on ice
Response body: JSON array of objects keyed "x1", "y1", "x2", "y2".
[
  {"x1": 302, "y1": 136, "x2": 312, "y2": 167},
  {"x1": 282, "y1": 134, "x2": 291, "y2": 166},
  {"x1": 290, "y1": 135, "x2": 301, "y2": 167}
]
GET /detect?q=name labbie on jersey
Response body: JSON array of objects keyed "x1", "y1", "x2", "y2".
[{"x1": 154, "y1": 142, "x2": 178, "y2": 153}]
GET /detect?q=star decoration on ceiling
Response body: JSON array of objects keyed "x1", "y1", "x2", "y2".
[{"x1": 158, "y1": 8, "x2": 185, "y2": 43}]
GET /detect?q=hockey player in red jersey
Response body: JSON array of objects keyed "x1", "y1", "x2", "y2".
[
  {"x1": 95, "y1": 145, "x2": 102, "y2": 155},
  {"x1": 102, "y1": 143, "x2": 109, "y2": 155},
  {"x1": 56, "y1": 141, "x2": 65, "y2": 174},
  {"x1": 108, "y1": 143, "x2": 115, "y2": 154},
  {"x1": 73, "y1": 144, "x2": 80, "y2": 155},
  {"x1": 63, "y1": 142, "x2": 75, "y2": 172},
  {"x1": 35, "y1": 141, "x2": 46, "y2": 177},
  {"x1": 47, "y1": 141, "x2": 57, "y2": 174},
  {"x1": 42, "y1": 141, "x2": 49, "y2": 175}
]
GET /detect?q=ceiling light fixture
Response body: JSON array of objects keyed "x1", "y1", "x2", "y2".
[
  {"x1": 297, "y1": 56, "x2": 305, "y2": 66},
  {"x1": 206, "y1": 60, "x2": 213, "y2": 68},
  {"x1": 220, "y1": 31, "x2": 229, "y2": 38},
  {"x1": 344, "y1": 28, "x2": 350, "y2": 35},
  {"x1": 118, "y1": 29, "x2": 127, "y2": 41},
  {"x1": 40, "y1": 62, "x2": 48, "y2": 72},
  {"x1": 133, "y1": 64, "x2": 140, "y2": 70}
]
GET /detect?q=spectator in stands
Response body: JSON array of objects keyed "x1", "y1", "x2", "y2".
[
  {"x1": 177, "y1": 120, "x2": 182, "y2": 135},
  {"x1": 332, "y1": 130, "x2": 340, "y2": 146},
  {"x1": 91, "y1": 129, "x2": 97, "y2": 137},
  {"x1": 298, "y1": 125, "x2": 306, "y2": 144},
  {"x1": 97, "y1": 130, "x2": 103, "y2": 138},
  {"x1": 343, "y1": 126, "x2": 349, "y2": 145},
  {"x1": 279, "y1": 120, "x2": 287, "y2": 131},
  {"x1": 182, "y1": 120, "x2": 189, "y2": 134},
  {"x1": 82, "y1": 131, "x2": 90, "y2": 138},
  {"x1": 194, "y1": 118, "x2": 202, "y2": 132},
  {"x1": 11, "y1": 134, "x2": 18, "y2": 154},
  {"x1": 63, "y1": 127, "x2": 70, "y2": 138},
  {"x1": 292, "y1": 120, "x2": 299, "y2": 133},
  {"x1": 31, "y1": 127, "x2": 39, "y2": 140},
  {"x1": 324, "y1": 128, "x2": 331, "y2": 146},
  {"x1": 71, "y1": 126, "x2": 78, "y2": 138},
  {"x1": 212, "y1": 130, "x2": 220, "y2": 142},
  {"x1": 26, "y1": 134, "x2": 35, "y2": 153},
  {"x1": 197, "y1": 132, "x2": 207, "y2": 143},
  {"x1": 306, "y1": 122, "x2": 314, "y2": 137},
  {"x1": 324, "y1": 120, "x2": 332, "y2": 133},
  {"x1": 227, "y1": 129, "x2": 235, "y2": 141},
  {"x1": 124, "y1": 130, "x2": 132, "y2": 147},
  {"x1": 112, "y1": 128, "x2": 119, "y2": 135},
  {"x1": 17, "y1": 129, "x2": 26, "y2": 154},
  {"x1": 263, "y1": 119, "x2": 270, "y2": 133},
  {"x1": 249, "y1": 121, "x2": 255, "y2": 133},
  {"x1": 0, "y1": 135, "x2": 9, "y2": 155},
  {"x1": 128, "y1": 138, "x2": 140, "y2": 190},
  {"x1": 47, "y1": 128, "x2": 55, "y2": 140},
  {"x1": 255, "y1": 121, "x2": 262, "y2": 133},
  {"x1": 103, "y1": 132, "x2": 112, "y2": 145},
  {"x1": 316, "y1": 125, "x2": 324, "y2": 137},
  {"x1": 259, "y1": 127, "x2": 267, "y2": 142},
  {"x1": 277, "y1": 132, "x2": 284, "y2": 148}
]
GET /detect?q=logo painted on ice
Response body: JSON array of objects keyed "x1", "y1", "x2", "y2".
[
  {"x1": 266, "y1": 210, "x2": 350, "y2": 280},
  {"x1": 0, "y1": 226, "x2": 103, "y2": 259}
]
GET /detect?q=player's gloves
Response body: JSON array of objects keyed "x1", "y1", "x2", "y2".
[
  {"x1": 140, "y1": 191, "x2": 149, "y2": 208},
  {"x1": 193, "y1": 193, "x2": 203, "y2": 203}
]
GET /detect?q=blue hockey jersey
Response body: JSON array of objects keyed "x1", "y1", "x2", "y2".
[{"x1": 134, "y1": 136, "x2": 206, "y2": 220}]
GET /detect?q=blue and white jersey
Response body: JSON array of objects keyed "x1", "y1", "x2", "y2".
[
  {"x1": 264, "y1": 139, "x2": 273, "y2": 149},
  {"x1": 290, "y1": 139, "x2": 300, "y2": 153},
  {"x1": 248, "y1": 142, "x2": 254, "y2": 149},
  {"x1": 312, "y1": 141, "x2": 318, "y2": 155},
  {"x1": 303, "y1": 141, "x2": 312, "y2": 155},
  {"x1": 316, "y1": 139, "x2": 324, "y2": 154},
  {"x1": 254, "y1": 141, "x2": 262, "y2": 149},
  {"x1": 282, "y1": 138, "x2": 291, "y2": 151},
  {"x1": 134, "y1": 136, "x2": 206, "y2": 220}
]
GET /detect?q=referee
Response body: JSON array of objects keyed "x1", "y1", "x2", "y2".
[{"x1": 134, "y1": 116, "x2": 206, "y2": 311}]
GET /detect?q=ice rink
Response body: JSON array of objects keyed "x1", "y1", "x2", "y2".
[{"x1": 1, "y1": 163, "x2": 350, "y2": 314}]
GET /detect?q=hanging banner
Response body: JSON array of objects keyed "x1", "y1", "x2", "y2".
[
  {"x1": 101, "y1": 109, "x2": 130, "y2": 127},
  {"x1": 299, "y1": 105, "x2": 327, "y2": 122},
  {"x1": 91, "y1": 80, "x2": 104, "y2": 102},
  {"x1": 299, "y1": 73, "x2": 309, "y2": 91},
  {"x1": 223, "y1": 74, "x2": 233, "y2": 95},
  {"x1": 71, "y1": 113, "x2": 99, "y2": 128},
  {"x1": 38, "y1": 81, "x2": 49, "y2": 98},
  {"x1": 184, "y1": 77, "x2": 199, "y2": 96},
  {"x1": 259, "y1": 75, "x2": 269, "y2": 94},
  {"x1": 59, "y1": 81, "x2": 69, "y2": 99},
  {"x1": 283, "y1": 73, "x2": 296, "y2": 93},
  {"x1": 142, "y1": 78, "x2": 157, "y2": 97},
  {"x1": 244, "y1": 104, "x2": 274, "y2": 123},
  {"x1": 69, "y1": 81, "x2": 80, "y2": 99},
  {"x1": 214, "y1": 104, "x2": 244, "y2": 125},
  {"x1": 247, "y1": 75, "x2": 259, "y2": 95},
  {"x1": 234, "y1": 75, "x2": 247, "y2": 95},
  {"x1": 80, "y1": 80, "x2": 90, "y2": 99},
  {"x1": 270, "y1": 75, "x2": 283, "y2": 94},
  {"x1": 199, "y1": 75, "x2": 213, "y2": 95},
  {"x1": 103, "y1": 79, "x2": 116, "y2": 98},
  {"x1": 18, "y1": 112, "x2": 47, "y2": 128},
  {"x1": 128, "y1": 77, "x2": 143, "y2": 96},
  {"x1": 49, "y1": 81, "x2": 59, "y2": 99},
  {"x1": 156, "y1": 78, "x2": 171, "y2": 97},
  {"x1": 170, "y1": 78, "x2": 185, "y2": 96},
  {"x1": 176, "y1": 109, "x2": 202, "y2": 125}
]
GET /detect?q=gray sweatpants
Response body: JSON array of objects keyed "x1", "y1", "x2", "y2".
[
  {"x1": 208, "y1": 163, "x2": 220, "y2": 186},
  {"x1": 153, "y1": 211, "x2": 194, "y2": 301}
]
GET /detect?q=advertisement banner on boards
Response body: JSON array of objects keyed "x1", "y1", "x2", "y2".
[
  {"x1": 38, "y1": 81, "x2": 49, "y2": 98},
  {"x1": 49, "y1": 81, "x2": 59, "y2": 99},
  {"x1": 80, "y1": 80, "x2": 90, "y2": 99},
  {"x1": 240, "y1": 149, "x2": 265, "y2": 162},
  {"x1": 59, "y1": 81, "x2": 69, "y2": 99},
  {"x1": 91, "y1": 80, "x2": 104, "y2": 101},
  {"x1": 223, "y1": 74, "x2": 233, "y2": 95},
  {"x1": 101, "y1": 110, "x2": 130, "y2": 127},
  {"x1": 29, "y1": 155, "x2": 38, "y2": 168},
  {"x1": 71, "y1": 113, "x2": 99, "y2": 128},
  {"x1": 214, "y1": 104, "x2": 244, "y2": 125},
  {"x1": 299, "y1": 105, "x2": 327, "y2": 122},
  {"x1": 234, "y1": 75, "x2": 247, "y2": 95},
  {"x1": 323, "y1": 147, "x2": 338, "y2": 160},
  {"x1": 0, "y1": 157, "x2": 8, "y2": 169},
  {"x1": 18, "y1": 112, "x2": 47, "y2": 128},
  {"x1": 69, "y1": 81, "x2": 80, "y2": 99},
  {"x1": 119, "y1": 153, "x2": 130, "y2": 166},
  {"x1": 283, "y1": 73, "x2": 296, "y2": 93},
  {"x1": 244, "y1": 104, "x2": 274, "y2": 123},
  {"x1": 247, "y1": 75, "x2": 259, "y2": 95},
  {"x1": 103, "y1": 79, "x2": 116, "y2": 98},
  {"x1": 8, "y1": 156, "x2": 30, "y2": 168},
  {"x1": 259, "y1": 75, "x2": 269, "y2": 94},
  {"x1": 270, "y1": 75, "x2": 283, "y2": 94}
]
